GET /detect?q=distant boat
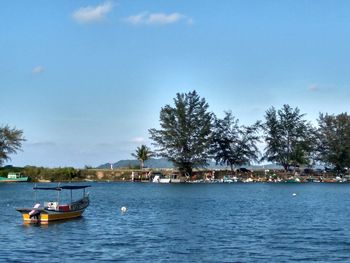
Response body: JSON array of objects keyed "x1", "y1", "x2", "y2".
[
  {"x1": 16, "y1": 185, "x2": 90, "y2": 224},
  {"x1": 0, "y1": 172, "x2": 28, "y2": 182},
  {"x1": 220, "y1": 176, "x2": 237, "y2": 183},
  {"x1": 152, "y1": 175, "x2": 171, "y2": 183}
]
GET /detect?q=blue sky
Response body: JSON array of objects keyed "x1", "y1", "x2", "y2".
[{"x1": 1, "y1": 0, "x2": 350, "y2": 167}]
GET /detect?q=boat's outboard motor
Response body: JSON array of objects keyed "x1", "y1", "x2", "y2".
[{"x1": 29, "y1": 203, "x2": 41, "y2": 220}]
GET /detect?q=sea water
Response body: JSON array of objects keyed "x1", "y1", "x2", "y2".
[{"x1": 1, "y1": 182, "x2": 350, "y2": 262}]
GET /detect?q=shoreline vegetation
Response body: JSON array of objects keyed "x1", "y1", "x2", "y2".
[
  {"x1": 0, "y1": 165, "x2": 349, "y2": 183},
  {"x1": 2, "y1": 91, "x2": 350, "y2": 178}
]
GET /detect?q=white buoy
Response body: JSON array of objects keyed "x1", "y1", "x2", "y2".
[
  {"x1": 292, "y1": 193, "x2": 297, "y2": 196},
  {"x1": 120, "y1": 206, "x2": 127, "y2": 213}
]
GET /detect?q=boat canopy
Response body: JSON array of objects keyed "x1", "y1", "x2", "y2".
[{"x1": 33, "y1": 185, "x2": 91, "y2": 191}]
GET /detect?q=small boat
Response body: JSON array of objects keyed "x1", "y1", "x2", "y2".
[
  {"x1": 220, "y1": 175, "x2": 237, "y2": 183},
  {"x1": 16, "y1": 185, "x2": 90, "y2": 224},
  {"x1": 0, "y1": 172, "x2": 28, "y2": 182},
  {"x1": 152, "y1": 175, "x2": 171, "y2": 183}
]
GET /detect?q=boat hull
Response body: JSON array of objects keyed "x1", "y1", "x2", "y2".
[
  {"x1": 0, "y1": 177, "x2": 28, "y2": 182},
  {"x1": 18, "y1": 209, "x2": 86, "y2": 224},
  {"x1": 17, "y1": 195, "x2": 89, "y2": 224}
]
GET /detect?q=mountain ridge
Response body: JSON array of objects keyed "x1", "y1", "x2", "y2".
[{"x1": 97, "y1": 158, "x2": 281, "y2": 170}]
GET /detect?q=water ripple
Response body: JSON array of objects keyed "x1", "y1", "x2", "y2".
[{"x1": 2, "y1": 183, "x2": 350, "y2": 262}]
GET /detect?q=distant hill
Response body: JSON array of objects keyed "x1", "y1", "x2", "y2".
[
  {"x1": 97, "y1": 158, "x2": 171, "y2": 169},
  {"x1": 97, "y1": 158, "x2": 284, "y2": 170},
  {"x1": 97, "y1": 158, "x2": 229, "y2": 169}
]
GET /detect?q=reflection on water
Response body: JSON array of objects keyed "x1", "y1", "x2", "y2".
[{"x1": 1, "y1": 182, "x2": 350, "y2": 262}]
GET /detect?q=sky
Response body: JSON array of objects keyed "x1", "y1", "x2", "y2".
[{"x1": 1, "y1": 0, "x2": 350, "y2": 168}]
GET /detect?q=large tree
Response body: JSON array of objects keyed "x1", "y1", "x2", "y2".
[
  {"x1": 131, "y1": 144, "x2": 154, "y2": 169},
  {"x1": 316, "y1": 113, "x2": 350, "y2": 173},
  {"x1": 0, "y1": 125, "x2": 25, "y2": 166},
  {"x1": 262, "y1": 105, "x2": 315, "y2": 171},
  {"x1": 211, "y1": 111, "x2": 261, "y2": 172},
  {"x1": 149, "y1": 90, "x2": 213, "y2": 176}
]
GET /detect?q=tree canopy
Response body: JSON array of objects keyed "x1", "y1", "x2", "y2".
[
  {"x1": 0, "y1": 125, "x2": 25, "y2": 166},
  {"x1": 262, "y1": 105, "x2": 315, "y2": 171},
  {"x1": 131, "y1": 144, "x2": 154, "y2": 169},
  {"x1": 148, "y1": 90, "x2": 350, "y2": 176},
  {"x1": 149, "y1": 90, "x2": 213, "y2": 176},
  {"x1": 316, "y1": 113, "x2": 350, "y2": 173},
  {"x1": 211, "y1": 111, "x2": 261, "y2": 172}
]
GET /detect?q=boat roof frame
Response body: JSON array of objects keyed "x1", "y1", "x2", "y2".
[{"x1": 33, "y1": 185, "x2": 91, "y2": 191}]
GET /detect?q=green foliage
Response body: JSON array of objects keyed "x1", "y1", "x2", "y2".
[
  {"x1": 316, "y1": 113, "x2": 350, "y2": 173},
  {"x1": 128, "y1": 164, "x2": 142, "y2": 170},
  {"x1": 23, "y1": 166, "x2": 80, "y2": 182},
  {"x1": 149, "y1": 90, "x2": 213, "y2": 176},
  {"x1": 22, "y1": 166, "x2": 42, "y2": 180},
  {"x1": 0, "y1": 165, "x2": 23, "y2": 178},
  {"x1": 262, "y1": 104, "x2": 315, "y2": 171},
  {"x1": 131, "y1": 145, "x2": 154, "y2": 169},
  {"x1": 0, "y1": 125, "x2": 25, "y2": 166},
  {"x1": 211, "y1": 111, "x2": 261, "y2": 171}
]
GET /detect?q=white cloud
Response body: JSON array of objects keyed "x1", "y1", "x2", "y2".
[
  {"x1": 148, "y1": 13, "x2": 184, "y2": 25},
  {"x1": 125, "y1": 12, "x2": 147, "y2": 25},
  {"x1": 130, "y1": 137, "x2": 145, "y2": 143},
  {"x1": 124, "y1": 12, "x2": 192, "y2": 26},
  {"x1": 308, "y1": 84, "x2": 319, "y2": 92},
  {"x1": 32, "y1": 66, "x2": 45, "y2": 74},
  {"x1": 72, "y1": 1, "x2": 113, "y2": 24}
]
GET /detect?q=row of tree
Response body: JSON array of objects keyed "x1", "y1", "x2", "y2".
[
  {"x1": 138, "y1": 90, "x2": 350, "y2": 176},
  {"x1": 1, "y1": 90, "x2": 349, "y2": 178}
]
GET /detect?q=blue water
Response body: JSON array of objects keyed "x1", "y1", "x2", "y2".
[{"x1": 1, "y1": 182, "x2": 350, "y2": 262}]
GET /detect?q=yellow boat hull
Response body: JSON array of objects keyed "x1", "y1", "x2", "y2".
[{"x1": 21, "y1": 210, "x2": 85, "y2": 224}]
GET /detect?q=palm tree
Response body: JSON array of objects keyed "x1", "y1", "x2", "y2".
[{"x1": 131, "y1": 145, "x2": 154, "y2": 169}]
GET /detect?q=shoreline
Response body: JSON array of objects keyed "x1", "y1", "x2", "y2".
[{"x1": 1, "y1": 166, "x2": 349, "y2": 183}]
